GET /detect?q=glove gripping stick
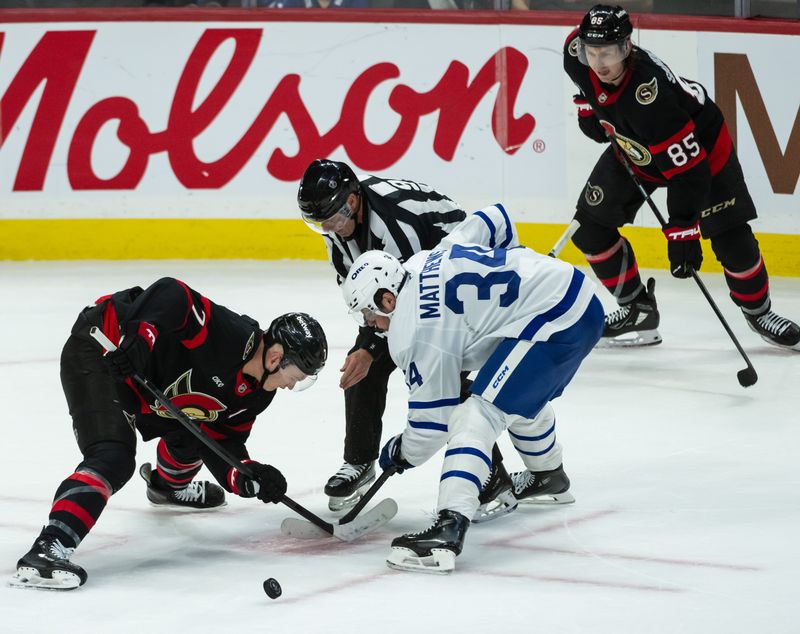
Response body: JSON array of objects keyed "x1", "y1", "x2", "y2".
[
  {"x1": 605, "y1": 133, "x2": 757, "y2": 388},
  {"x1": 89, "y1": 326, "x2": 396, "y2": 542}
]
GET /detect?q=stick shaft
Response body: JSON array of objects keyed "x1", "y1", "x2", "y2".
[
  {"x1": 548, "y1": 219, "x2": 581, "y2": 258},
  {"x1": 89, "y1": 326, "x2": 336, "y2": 534},
  {"x1": 339, "y1": 467, "x2": 396, "y2": 525},
  {"x1": 606, "y1": 137, "x2": 757, "y2": 381}
]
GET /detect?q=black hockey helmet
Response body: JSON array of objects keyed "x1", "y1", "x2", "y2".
[
  {"x1": 265, "y1": 312, "x2": 328, "y2": 377},
  {"x1": 578, "y1": 5, "x2": 632, "y2": 46},
  {"x1": 297, "y1": 159, "x2": 360, "y2": 226}
]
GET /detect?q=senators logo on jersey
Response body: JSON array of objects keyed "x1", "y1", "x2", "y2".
[
  {"x1": 616, "y1": 134, "x2": 652, "y2": 166},
  {"x1": 600, "y1": 120, "x2": 652, "y2": 166},
  {"x1": 567, "y1": 38, "x2": 579, "y2": 57},
  {"x1": 635, "y1": 77, "x2": 658, "y2": 105},
  {"x1": 585, "y1": 182, "x2": 604, "y2": 206},
  {"x1": 152, "y1": 369, "x2": 227, "y2": 422}
]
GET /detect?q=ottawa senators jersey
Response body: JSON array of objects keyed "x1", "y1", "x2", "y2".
[
  {"x1": 73, "y1": 277, "x2": 274, "y2": 487},
  {"x1": 564, "y1": 29, "x2": 734, "y2": 224}
]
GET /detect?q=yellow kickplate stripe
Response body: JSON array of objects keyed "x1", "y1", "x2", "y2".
[
  {"x1": 1, "y1": 219, "x2": 798, "y2": 277},
  {"x1": 519, "y1": 224, "x2": 800, "y2": 278},
  {"x1": 0, "y1": 219, "x2": 323, "y2": 261}
]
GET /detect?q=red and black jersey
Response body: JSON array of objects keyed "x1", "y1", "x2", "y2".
[
  {"x1": 73, "y1": 277, "x2": 274, "y2": 488},
  {"x1": 564, "y1": 29, "x2": 734, "y2": 225}
]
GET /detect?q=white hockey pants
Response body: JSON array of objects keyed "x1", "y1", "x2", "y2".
[{"x1": 437, "y1": 396, "x2": 562, "y2": 519}]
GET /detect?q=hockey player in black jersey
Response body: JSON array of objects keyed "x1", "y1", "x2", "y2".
[
  {"x1": 10, "y1": 278, "x2": 327, "y2": 590},
  {"x1": 565, "y1": 5, "x2": 799, "y2": 350},
  {"x1": 298, "y1": 159, "x2": 468, "y2": 511}
]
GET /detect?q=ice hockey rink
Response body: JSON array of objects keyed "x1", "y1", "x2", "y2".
[{"x1": 1, "y1": 259, "x2": 798, "y2": 633}]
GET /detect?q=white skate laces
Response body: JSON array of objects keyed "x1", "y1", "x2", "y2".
[
  {"x1": 173, "y1": 482, "x2": 206, "y2": 504},
  {"x1": 755, "y1": 311, "x2": 794, "y2": 336},
  {"x1": 333, "y1": 463, "x2": 365, "y2": 480},
  {"x1": 604, "y1": 304, "x2": 630, "y2": 326},
  {"x1": 511, "y1": 471, "x2": 536, "y2": 497},
  {"x1": 45, "y1": 538, "x2": 75, "y2": 562}
]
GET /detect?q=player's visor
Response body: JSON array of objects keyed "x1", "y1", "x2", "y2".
[
  {"x1": 289, "y1": 374, "x2": 318, "y2": 392},
  {"x1": 348, "y1": 306, "x2": 392, "y2": 328},
  {"x1": 278, "y1": 355, "x2": 320, "y2": 392},
  {"x1": 577, "y1": 40, "x2": 629, "y2": 67},
  {"x1": 302, "y1": 200, "x2": 355, "y2": 235}
]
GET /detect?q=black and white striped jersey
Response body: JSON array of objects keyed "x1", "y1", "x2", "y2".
[{"x1": 322, "y1": 174, "x2": 467, "y2": 284}]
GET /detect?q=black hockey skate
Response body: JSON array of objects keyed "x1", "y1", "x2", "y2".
[
  {"x1": 744, "y1": 310, "x2": 800, "y2": 351},
  {"x1": 139, "y1": 463, "x2": 226, "y2": 510},
  {"x1": 599, "y1": 277, "x2": 662, "y2": 348},
  {"x1": 473, "y1": 459, "x2": 518, "y2": 524},
  {"x1": 324, "y1": 461, "x2": 375, "y2": 512},
  {"x1": 10, "y1": 535, "x2": 87, "y2": 590},
  {"x1": 387, "y1": 509, "x2": 470, "y2": 574},
  {"x1": 510, "y1": 464, "x2": 575, "y2": 505}
]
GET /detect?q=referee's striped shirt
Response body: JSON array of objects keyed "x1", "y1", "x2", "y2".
[{"x1": 324, "y1": 175, "x2": 467, "y2": 284}]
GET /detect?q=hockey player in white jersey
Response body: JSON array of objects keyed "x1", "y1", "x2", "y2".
[{"x1": 340, "y1": 204, "x2": 605, "y2": 574}]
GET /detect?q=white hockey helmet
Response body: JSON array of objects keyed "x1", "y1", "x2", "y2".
[{"x1": 342, "y1": 251, "x2": 408, "y2": 322}]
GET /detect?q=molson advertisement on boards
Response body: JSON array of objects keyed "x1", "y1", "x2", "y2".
[{"x1": 0, "y1": 13, "x2": 797, "y2": 269}]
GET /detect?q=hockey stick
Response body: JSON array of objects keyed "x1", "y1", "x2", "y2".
[
  {"x1": 339, "y1": 466, "x2": 398, "y2": 525},
  {"x1": 606, "y1": 135, "x2": 758, "y2": 388},
  {"x1": 281, "y1": 464, "x2": 400, "y2": 538},
  {"x1": 548, "y1": 219, "x2": 581, "y2": 258},
  {"x1": 89, "y1": 327, "x2": 396, "y2": 542}
]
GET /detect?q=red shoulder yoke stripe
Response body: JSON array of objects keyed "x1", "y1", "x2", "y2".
[
  {"x1": 660, "y1": 148, "x2": 707, "y2": 180},
  {"x1": 588, "y1": 68, "x2": 633, "y2": 106},
  {"x1": 649, "y1": 120, "x2": 696, "y2": 154},
  {"x1": 174, "y1": 279, "x2": 211, "y2": 349}
]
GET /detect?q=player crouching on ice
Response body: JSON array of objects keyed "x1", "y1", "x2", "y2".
[
  {"x1": 340, "y1": 206, "x2": 604, "y2": 574},
  {"x1": 10, "y1": 278, "x2": 327, "y2": 590}
]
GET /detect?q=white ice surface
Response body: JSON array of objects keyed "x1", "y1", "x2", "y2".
[{"x1": 0, "y1": 261, "x2": 798, "y2": 633}]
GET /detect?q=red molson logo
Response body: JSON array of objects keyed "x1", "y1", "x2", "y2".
[{"x1": 0, "y1": 29, "x2": 536, "y2": 191}]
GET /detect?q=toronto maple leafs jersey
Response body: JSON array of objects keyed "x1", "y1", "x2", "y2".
[
  {"x1": 72, "y1": 277, "x2": 275, "y2": 489},
  {"x1": 387, "y1": 242, "x2": 597, "y2": 466},
  {"x1": 564, "y1": 29, "x2": 732, "y2": 225}
]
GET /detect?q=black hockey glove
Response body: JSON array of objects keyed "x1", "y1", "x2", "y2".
[
  {"x1": 573, "y1": 95, "x2": 608, "y2": 144},
  {"x1": 379, "y1": 434, "x2": 413, "y2": 474},
  {"x1": 102, "y1": 322, "x2": 159, "y2": 382},
  {"x1": 663, "y1": 221, "x2": 702, "y2": 279},
  {"x1": 228, "y1": 460, "x2": 287, "y2": 504}
]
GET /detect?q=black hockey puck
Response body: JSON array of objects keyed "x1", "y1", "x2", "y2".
[{"x1": 263, "y1": 577, "x2": 282, "y2": 599}]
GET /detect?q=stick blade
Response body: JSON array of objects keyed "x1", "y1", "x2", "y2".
[
  {"x1": 737, "y1": 368, "x2": 758, "y2": 388},
  {"x1": 280, "y1": 498, "x2": 398, "y2": 542},
  {"x1": 333, "y1": 498, "x2": 398, "y2": 542},
  {"x1": 280, "y1": 517, "x2": 330, "y2": 539}
]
